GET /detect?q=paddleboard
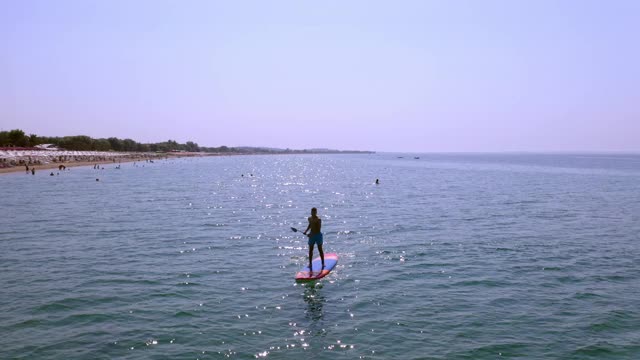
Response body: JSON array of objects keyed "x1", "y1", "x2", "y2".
[{"x1": 295, "y1": 253, "x2": 338, "y2": 281}]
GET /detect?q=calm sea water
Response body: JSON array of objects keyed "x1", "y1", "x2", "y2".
[{"x1": 1, "y1": 153, "x2": 639, "y2": 359}]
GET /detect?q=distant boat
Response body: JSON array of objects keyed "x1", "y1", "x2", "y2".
[
  {"x1": 397, "y1": 156, "x2": 404, "y2": 159},
  {"x1": 414, "y1": 157, "x2": 420, "y2": 159}
]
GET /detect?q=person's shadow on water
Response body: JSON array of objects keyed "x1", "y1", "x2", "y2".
[{"x1": 303, "y1": 282, "x2": 325, "y2": 322}]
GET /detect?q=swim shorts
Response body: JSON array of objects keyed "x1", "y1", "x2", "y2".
[{"x1": 308, "y1": 232, "x2": 323, "y2": 246}]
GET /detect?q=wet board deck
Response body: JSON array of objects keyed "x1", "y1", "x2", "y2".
[{"x1": 295, "y1": 253, "x2": 338, "y2": 281}]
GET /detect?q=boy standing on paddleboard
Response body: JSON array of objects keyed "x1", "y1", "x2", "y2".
[{"x1": 303, "y1": 207, "x2": 325, "y2": 272}]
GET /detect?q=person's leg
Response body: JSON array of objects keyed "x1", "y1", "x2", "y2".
[
  {"x1": 308, "y1": 243, "x2": 315, "y2": 272},
  {"x1": 318, "y1": 244, "x2": 325, "y2": 268}
]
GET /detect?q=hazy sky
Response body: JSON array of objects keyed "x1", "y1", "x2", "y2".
[{"x1": 2, "y1": 0, "x2": 639, "y2": 152}]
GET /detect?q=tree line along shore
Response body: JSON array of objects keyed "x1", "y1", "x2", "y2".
[
  {"x1": 0, "y1": 129, "x2": 373, "y2": 154},
  {"x1": 1, "y1": 129, "x2": 240, "y2": 153}
]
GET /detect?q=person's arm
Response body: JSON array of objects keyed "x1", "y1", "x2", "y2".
[{"x1": 303, "y1": 218, "x2": 311, "y2": 235}]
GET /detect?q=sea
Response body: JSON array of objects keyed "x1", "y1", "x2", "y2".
[{"x1": 1, "y1": 153, "x2": 639, "y2": 359}]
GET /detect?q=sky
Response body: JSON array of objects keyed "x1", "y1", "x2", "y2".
[{"x1": 1, "y1": 0, "x2": 639, "y2": 152}]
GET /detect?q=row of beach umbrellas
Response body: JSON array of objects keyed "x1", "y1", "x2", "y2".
[{"x1": 0, "y1": 150, "x2": 129, "y2": 160}]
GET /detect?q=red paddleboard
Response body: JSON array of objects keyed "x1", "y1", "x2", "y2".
[{"x1": 295, "y1": 253, "x2": 338, "y2": 282}]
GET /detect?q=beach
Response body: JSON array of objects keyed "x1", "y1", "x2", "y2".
[{"x1": 0, "y1": 149, "x2": 214, "y2": 175}]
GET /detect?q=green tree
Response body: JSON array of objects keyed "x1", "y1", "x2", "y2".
[
  {"x1": 185, "y1": 141, "x2": 199, "y2": 152},
  {"x1": 136, "y1": 143, "x2": 150, "y2": 152},
  {"x1": 157, "y1": 143, "x2": 170, "y2": 152},
  {"x1": 8, "y1": 129, "x2": 28, "y2": 147},
  {"x1": 108, "y1": 137, "x2": 123, "y2": 151},
  {"x1": 0, "y1": 131, "x2": 9, "y2": 146},
  {"x1": 120, "y1": 139, "x2": 136, "y2": 152},
  {"x1": 94, "y1": 139, "x2": 112, "y2": 151},
  {"x1": 60, "y1": 135, "x2": 93, "y2": 150},
  {"x1": 28, "y1": 134, "x2": 39, "y2": 146}
]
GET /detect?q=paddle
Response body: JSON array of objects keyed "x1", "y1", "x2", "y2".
[{"x1": 291, "y1": 227, "x2": 311, "y2": 237}]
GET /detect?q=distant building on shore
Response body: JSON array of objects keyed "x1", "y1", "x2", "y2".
[{"x1": 35, "y1": 144, "x2": 62, "y2": 151}]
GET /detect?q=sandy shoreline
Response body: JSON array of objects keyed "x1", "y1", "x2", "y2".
[
  {"x1": 0, "y1": 152, "x2": 213, "y2": 175},
  {"x1": 0, "y1": 150, "x2": 365, "y2": 175}
]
